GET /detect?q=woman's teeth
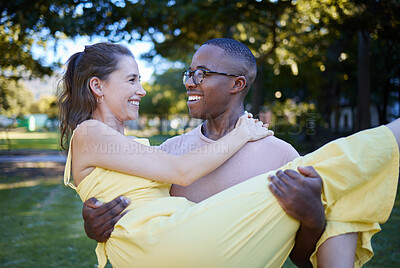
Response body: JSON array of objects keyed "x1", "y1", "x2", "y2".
[
  {"x1": 128, "y1": 100, "x2": 139, "y2": 106},
  {"x1": 188, "y1": 95, "x2": 202, "y2": 101}
]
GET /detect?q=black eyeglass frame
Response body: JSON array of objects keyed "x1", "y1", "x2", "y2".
[{"x1": 182, "y1": 68, "x2": 245, "y2": 86}]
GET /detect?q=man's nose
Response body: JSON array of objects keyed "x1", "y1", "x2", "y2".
[{"x1": 185, "y1": 75, "x2": 196, "y2": 88}]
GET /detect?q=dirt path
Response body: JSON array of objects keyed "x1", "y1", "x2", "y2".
[
  {"x1": 0, "y1": 150, "x2": 66, "y2": 181},
  {"x1": 0, "y1": 161, "x2": 64, "y2": 178}
]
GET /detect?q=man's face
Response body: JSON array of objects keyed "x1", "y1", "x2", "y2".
[{"x1": 185, "y1": 45, "x2": 238, "y2": 120}]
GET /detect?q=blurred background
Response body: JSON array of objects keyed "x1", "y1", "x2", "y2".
[
  {"x1": 0, "y1": 0, "x2": 399, "y2": 267},
  {"x1": 1, "y1": 0, "x2": 399, "y2": 153}
]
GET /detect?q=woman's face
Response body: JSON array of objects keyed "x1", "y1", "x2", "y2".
[{"x1": 100, "y1": 55, "x2": 146, "y2": 122}]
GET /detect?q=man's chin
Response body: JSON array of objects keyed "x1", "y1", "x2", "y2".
[{"x1": 188, "y1": 110, "x2": 206, "y2": 120}]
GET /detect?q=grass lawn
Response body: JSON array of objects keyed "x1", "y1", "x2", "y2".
[
  {"x1": 0, "y1": 131, "x2": 61, "y2": 151},
  {"x1": 1, "y1": 130, "x2": 399, "y2": 266},
  {"x1": 0, "y1": 173, "x2": 399, "y2": 267},
  {"x1": 0, "y1": 177, "x2": 99, "y2": 267},
  {"x1": 0, "y1": 130, "x2": 172, "y2": 152}
]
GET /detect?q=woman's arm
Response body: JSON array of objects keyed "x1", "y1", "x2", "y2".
[{"x1": 73, "y1": 115, "x2": 272, "y2": 186}]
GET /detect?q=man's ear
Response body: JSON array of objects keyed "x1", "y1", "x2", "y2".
[
  {"x1": 89, "y1": 77, "x2": 103, "y2": 97},
  {"x1": 231, "y1": 76, "x2": 247, "y2": 94}
]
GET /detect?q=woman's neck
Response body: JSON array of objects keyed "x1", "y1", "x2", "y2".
[{"x1": 91, "y1": 111, "x2": 125, "y2": 134}]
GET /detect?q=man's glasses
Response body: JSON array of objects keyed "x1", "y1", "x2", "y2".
[{"x1": 182, "y1": 68, "x2": 242, "y2": 85}]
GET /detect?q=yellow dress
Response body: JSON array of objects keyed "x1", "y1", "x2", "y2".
[{"x1": 64, "y1": 126, "x2": 399, "y2": 268}]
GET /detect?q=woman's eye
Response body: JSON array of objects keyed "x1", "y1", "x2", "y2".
[{"x1": 129, "y1": 76, "x2": 141, "y2": 83}]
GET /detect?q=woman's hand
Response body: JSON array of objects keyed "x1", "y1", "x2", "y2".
[{"x1": 235, "y1": 112, "x2": 274, "y2": 141}]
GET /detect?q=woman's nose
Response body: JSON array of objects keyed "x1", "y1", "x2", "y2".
[{"x1": 137, "y1": 85, "x2": 146, "y2": 97}]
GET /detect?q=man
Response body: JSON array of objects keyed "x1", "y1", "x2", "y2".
[{"x1": 82, "y1": 38, "x2": 356, "y2": 267}]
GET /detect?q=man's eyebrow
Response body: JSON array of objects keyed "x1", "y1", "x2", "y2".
[{"x1": 190, "y1": 65, "x2": 209, "y2": 70}]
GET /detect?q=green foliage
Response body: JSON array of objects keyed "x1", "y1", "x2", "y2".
[
  {"x1": 140, "y1": 68, "x2": 187, "y2": 116},
  {"x1": 282, "y1": 0, "x2": 400, "y2": 127},
  {"x1": 117, "y1": 0, "x2": 400, "y2": 127},
  {"x1": 0, "y1": 77, "x2": 33, "y2": 118},
  {"x1": 1, "y1": 0, "x2": 399, "y2": 127},
  {"x1": 30, "y1": 94, "x2": 59, "y2": 119},
  {"x1": 264, "y1": 98, "x2": 327, "y2": 154}
]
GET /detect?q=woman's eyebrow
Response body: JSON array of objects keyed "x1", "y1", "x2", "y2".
[{"x1": 126, "y1": 73, "x2": 139, "y2": 79}]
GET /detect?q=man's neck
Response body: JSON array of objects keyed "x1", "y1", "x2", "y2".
[{"x1": 201, "y1": 108, "x2": 245, "y2": 140}]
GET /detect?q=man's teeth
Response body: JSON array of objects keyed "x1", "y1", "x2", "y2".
[
  {"x1": 128, "y1": 100, "x2": 139, "y2": 106},
  {"x1": 188, "y1": 95, "x2": 202, "y2": 101}
]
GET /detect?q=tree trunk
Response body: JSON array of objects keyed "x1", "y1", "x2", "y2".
[
  {"x1": 380, "y1": 81, "x2": 389, "y2": 124},
  {"x1": 320, "y1": 34, "x2": 352, "y2": 131},
  {"x1": 356, "y1": 31, "x2": 371, "y2": 131},
  {"x1": 250, "y1": 63, "x2": 265, "y2": 116}
]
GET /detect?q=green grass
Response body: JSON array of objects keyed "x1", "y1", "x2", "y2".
[
  {"x1": 0, "y1": 130, "x2": 171, "y2": 151},
  {"x1": 0, "y1": 131, "x2": 61, "y2": 151},
  {"x1": 364, "y1": 186, "x2": 400, "y2": 267},
  {"x1": 0, "y1": 178, "x2": 98, "y2": 267},
  {"x1": 0, "y1": 130, "x2": 398, "y2": 266},
  {"x1": 0, "y1": 175, "x2": 398, "y2": 267}
]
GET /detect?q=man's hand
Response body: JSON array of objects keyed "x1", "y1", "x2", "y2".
[
  {"x1": 268, "y1": 166, "x2": 325, "y2": 228},
  {"x1": 268, "y1": 166, "x2": 326, "y2": 268},
  {"x1": 82, "y1": 196, "x2": 130, "y2": 242}
]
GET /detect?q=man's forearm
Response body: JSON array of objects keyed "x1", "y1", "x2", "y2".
[{"x1": 289, "y1": 221, "x2": 325, "y2": 267}]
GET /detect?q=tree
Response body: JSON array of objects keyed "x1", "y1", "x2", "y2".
[
  {"x1": 2, "y1": 0, "x2": 399, "y2": 132},
  {"x1": 0, "y1": 77, "x2": 33, "y2": 117},
  {"x1": 117, "y1": 0, "x2": 296, "y2": 116},
  {"x1": 0, "y1": 0, "x2": 125, "y2": 117},
  {"x1": 140, "y1": 68, "x2": 188, "y2": 132},
  {"x1": 0, "y1": 77, "x2": 33, "y2": 151},
  {"x1": 95, "y1": 0, "x2": 399, "y2": 129},
  {"x1": 287, "y1": 0, "x2": 400, "y2": 130},
  {"x1": 30, "y1": 94, "x2": 59, "y2": 119}
]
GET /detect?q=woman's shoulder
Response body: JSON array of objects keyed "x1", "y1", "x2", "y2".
[
  {"x1": 75, "y1": 119, "x2": 106, "y2": 132},
  {"x1": 73, "y1": 119, "x2": 115, "y2": 140}
]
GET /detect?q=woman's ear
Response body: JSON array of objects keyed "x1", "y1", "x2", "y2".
[
  {"x1": 89, "y1": 77, "x2": 103, "y2": 97},
  {"x1": 231, "y1": 76, "x2": 247, "y2": 94}
]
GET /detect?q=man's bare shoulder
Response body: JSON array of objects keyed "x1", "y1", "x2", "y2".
[
  {"x1": 158, "y1": 126, "x2": 202, "y2": 155},
  {"x1": 250, "y1": 135, "x2": 295, "y2": 149},
  {"x1": 244, "y1": 135, "x2": 300, "y2": 161}
]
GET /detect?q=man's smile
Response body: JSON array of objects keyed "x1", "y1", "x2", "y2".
[{"x1": 188, "y1": 95, "x2": 203, "y2": 102}]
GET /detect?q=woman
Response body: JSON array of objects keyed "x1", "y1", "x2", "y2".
[{"x1": 61, "y1": 42, "x2": 399, "y2": 268}]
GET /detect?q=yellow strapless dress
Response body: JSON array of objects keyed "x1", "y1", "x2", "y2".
[{"x1": 64, "y1": 126, "x2": 399, "y2": 268}]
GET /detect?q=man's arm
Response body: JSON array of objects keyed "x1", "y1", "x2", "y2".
[
  {"x1": 268, "y1": 166, "x2": 326, "y2": 267},
  {"x1": 82, "y1": 196, "x2": 130, "y2": 242}
]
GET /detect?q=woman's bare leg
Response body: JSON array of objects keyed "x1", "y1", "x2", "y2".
[
  {"x1": 317, "y1": 233, "x2": 358, "y2": 268},
  {"x1": 315, "y1": 120, "x2": 400, "y2": 267},
  {"x1": 386, "y1": 118, "x2": 400, "y2": 151}
]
